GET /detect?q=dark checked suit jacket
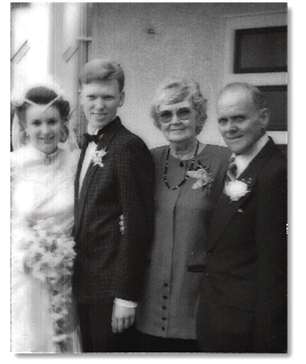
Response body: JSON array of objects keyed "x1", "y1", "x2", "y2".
[
  {"x1": 72, "y1": 117, "x2": 155, "y2": 304},
  {"x1": 196, "y1": 138, "x2": 287, "y2": 352}
]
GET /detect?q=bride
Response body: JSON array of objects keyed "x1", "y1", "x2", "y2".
[{"x1": 11, "y1": 84, "x2": 80, "y2": 353}]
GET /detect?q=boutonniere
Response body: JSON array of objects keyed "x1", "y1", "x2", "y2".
[
  {"x1": 186, "y1": 163, "x2": 214, "y2": 190},
  {"x1": 92, "y1": 147, "x2": 107, "y2": 167},
  {"x1": 224, "y1": 177, "x2": 252, "y2": 201}
]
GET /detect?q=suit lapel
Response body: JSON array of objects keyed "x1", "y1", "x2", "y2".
[
  {"x1": 75, "y1": 118, "x2": 123, "y2": 235},
  {"x1": 208, "y1": 138, "x2": 277, "y2": 249},
  {"x1": 208, "y1": 179, "x2": 256, "y2": 250}
]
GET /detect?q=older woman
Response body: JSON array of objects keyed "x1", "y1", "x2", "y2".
[
  {"x1": 134, "y1": 78, "x2": 230, "y2": 352},
  {"x1": 11, "y1": 85, "x2": 80, "y2": 352}
]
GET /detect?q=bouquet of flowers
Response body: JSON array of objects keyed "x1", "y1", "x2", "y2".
[{"x1": 23, "y1": 219, "x2": 76, "y2": 352}]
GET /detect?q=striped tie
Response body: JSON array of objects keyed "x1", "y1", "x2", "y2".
[{"x1": 226, "y1": 156, "x2": 238, "y2": 181}]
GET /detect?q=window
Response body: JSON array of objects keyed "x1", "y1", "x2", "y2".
[
  {"x1": 234, "y1": 26, "x2": 287, "y2": 73},
  {"x1": 222, "y1": 11, "x2": 287, "y2": 143},
  {"x1": 257, "y1": 85, "x2": 287, "y2": 131}
]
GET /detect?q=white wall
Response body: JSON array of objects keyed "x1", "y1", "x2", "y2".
[
  {"x1": 11, "y1": 3, "x2": 50, "y2": 95},
  {"x1": 89, "y1": 2, "x2": 287, "y2": 148},
  {"x1": 49, "y1": 3, "x2": 89, "y2": 141}
]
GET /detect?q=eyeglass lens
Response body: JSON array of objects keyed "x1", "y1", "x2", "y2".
[{"x1": 159, "y1": 107, "x2": 192, "y2": 123}]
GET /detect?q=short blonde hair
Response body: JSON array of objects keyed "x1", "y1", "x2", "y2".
[
  {"x1": 151, "y1": 78, "x2": 207, "y2": 135},
  {"x1": 79, "y1": 58, "x2": 125, "y2": 92}
]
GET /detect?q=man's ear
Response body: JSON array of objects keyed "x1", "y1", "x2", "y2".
[
  {"x1": 259, "y1": 108, "x2": 270, "y2": 129},
  {"x1": 119, "y1": 91, "x2": 125, "y2": 107}
]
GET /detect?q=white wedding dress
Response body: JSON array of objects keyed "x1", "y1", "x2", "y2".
[{"x1": 11, "y1": 144, "x2": 80, "y2": 353}]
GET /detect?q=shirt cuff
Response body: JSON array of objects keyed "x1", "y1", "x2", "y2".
[{"x1": 114, "y1": 298, "x2": 138, "y2": 309}]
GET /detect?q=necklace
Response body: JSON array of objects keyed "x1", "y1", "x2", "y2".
[
  {"x1": 163, "y1": 140, "x2": 199, "y2": 190},
  {"x1": 43, "y1": 148, "x2": 61, "y2": 165}
]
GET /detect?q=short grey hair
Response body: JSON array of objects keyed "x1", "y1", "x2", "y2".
[
  {"x1": 151, "y1": 78, "x2": 207, "y2": 135},
  {"x1": 219, "y1": 82, "x2": 268, "y2": 110}
]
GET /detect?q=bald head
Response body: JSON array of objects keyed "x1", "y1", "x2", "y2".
[{"x1": 218, "y1": 82, "x2": 267, "y2": 112}]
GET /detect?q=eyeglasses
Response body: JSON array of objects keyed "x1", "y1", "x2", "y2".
[{"x1": 158, "y1": 107, "x2": 192, "y2": 123}]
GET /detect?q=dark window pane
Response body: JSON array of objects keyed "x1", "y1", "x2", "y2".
[
  {"x1": 234, "y1": 26, "x2": 287, "y2": 73},
  {"x1": 258, "y1": 85, "x2": 287, "y2": 131}
]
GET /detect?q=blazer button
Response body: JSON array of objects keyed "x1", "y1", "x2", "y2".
[
  {"x1": 163, "y1": 295, "x2": 168, "y2": 299},
  {"x1": 162, "y1": 306, "x2": 167, "y2": 310},
  {"x1": 161, "y1": 327, "x2": 165, "y2": 331}
]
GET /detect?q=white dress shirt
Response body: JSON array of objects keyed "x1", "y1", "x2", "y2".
[
  {"x1": 79, "y1": 141, "x2": 97, "y2": 194},
  {"x1": 233, "y1": 134, "x2": 269, "y2": 178},
  {"x1": 79, "y1": 125, "x2": 102, "y2": 194}
]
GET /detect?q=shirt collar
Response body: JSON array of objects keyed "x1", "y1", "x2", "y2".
[
  {"x1": 86, "y1": 116, "x2": 119, "y2": 135},
  {"x1": 233, "y1": 133, "x2": 269, "y2": 177},
  {"x1": 87, "y1": 125, "x2": 102, "y2": 135}
]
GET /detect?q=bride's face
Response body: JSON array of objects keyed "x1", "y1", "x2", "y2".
[{"x1": 25, "y1": 104, "x2": 63, "y2": 155}]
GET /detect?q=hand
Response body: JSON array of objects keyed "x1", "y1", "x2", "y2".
[
  {"x1": 111, "y1": 302, "x2": 135, "y2": 334},
  {"x1": 119, "y1": 214, "x2": 125, "y2": 235}
]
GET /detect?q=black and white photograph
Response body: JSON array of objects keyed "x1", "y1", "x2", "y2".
[{"x1": 8, "y1": 0, "x2": 292, "y2": 358}]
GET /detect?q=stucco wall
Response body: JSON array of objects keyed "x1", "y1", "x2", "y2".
[{"x1": 89, "y1": 3, "x2": 287, "y2": 148}]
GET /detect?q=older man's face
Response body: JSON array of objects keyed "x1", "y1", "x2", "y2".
[{"x1": 217, "y1": 89, "x2": 268, "y2": 155}]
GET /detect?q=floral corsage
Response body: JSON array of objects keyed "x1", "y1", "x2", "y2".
[
  {"x1": 224, "y1": 178, "x2": 252, "y2": 202},
  {"x1": 92, "y1": 147, "x2": 107, "y2": 167},
  {"x1": 186, "y1": 162, "x2": 214, "y2": 191}
]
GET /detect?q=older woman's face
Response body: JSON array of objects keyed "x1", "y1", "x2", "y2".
[
  {"x1": 25, "y1": 104, "x2": 62, "y2": 154},
  {"x1": 158, "y1": 100, "x2": 197, "y2": 144}
]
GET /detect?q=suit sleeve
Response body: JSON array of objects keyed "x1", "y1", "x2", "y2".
[
  {"x1": 254, "y1": 158, "x2": 287, "y2": 352},
  {"x1": 112, "y1": 138, "x2": 155, "y2": 301}
]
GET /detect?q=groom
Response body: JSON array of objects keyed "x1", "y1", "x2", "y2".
[
  {"x1": 196, "y1": 82, "x2": 287, "y2": 352},
  {"x1": 72, "y1": 59, "x2": 155, "y2": 352}
]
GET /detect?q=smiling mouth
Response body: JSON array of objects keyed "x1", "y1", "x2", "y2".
[
  {"x1": 226, "y1": 135, "x2": 243, "y2": 141},
  {"x1": 92, "y1": 113, "x2": 107, "y2": 116},
  {"x1": 40, "y1": 138, "x2": 55, "y2": 143}
]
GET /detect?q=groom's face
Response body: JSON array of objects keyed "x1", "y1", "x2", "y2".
[{"x1": 80, "y1": 79, "x2": 125, "y2": 131}]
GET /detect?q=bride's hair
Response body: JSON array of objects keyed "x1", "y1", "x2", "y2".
[
  {"x1": 12, "y1": 86, "x2": 73, "y2": 150},
  {"x1": 15, "y1": 86, "x2": 71, "y2": 124}
]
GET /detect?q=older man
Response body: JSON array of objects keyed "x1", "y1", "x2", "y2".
[{"x1": 196, "y1": 82, "x2": 287, "y2": 353}]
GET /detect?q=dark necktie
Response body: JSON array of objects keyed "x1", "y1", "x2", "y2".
[
  {"x1": 83, "y1": 129, "x2": 103, "y2": 144},
  {"x1": 226, "y1": 156, "x2": 238, "y2": 181}
]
